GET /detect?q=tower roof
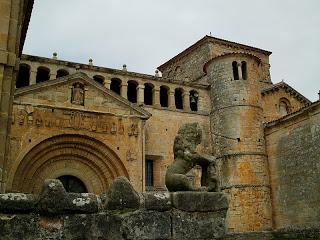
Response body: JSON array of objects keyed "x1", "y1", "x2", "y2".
[{"x1": 158, "y1": 35, "x2": 272, "y2": 71}]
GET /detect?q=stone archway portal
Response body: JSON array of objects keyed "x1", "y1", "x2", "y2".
[{"x1": 11, "y1": 134, "x2": 129, "y2": 194}]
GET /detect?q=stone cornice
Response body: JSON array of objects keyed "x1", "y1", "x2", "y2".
[{"x1": 21, "y1": 54, "x2": 209, "y2": 89}]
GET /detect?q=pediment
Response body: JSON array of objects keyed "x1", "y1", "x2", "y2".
[{"x1": 14, "y1": 72, "x2": 151, "y2": 119}]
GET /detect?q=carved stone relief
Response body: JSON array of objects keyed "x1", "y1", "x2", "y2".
[{"x1": 13, "y1": 107, "x2": 140, "y2": 137}]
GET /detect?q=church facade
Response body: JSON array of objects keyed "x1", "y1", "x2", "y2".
[{"x1": 8, "y1": 34, "x2": 320, "y2": 234}]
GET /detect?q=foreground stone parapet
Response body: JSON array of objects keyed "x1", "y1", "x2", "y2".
[
  {"x1": 0, "y1": 179, "x2": 229, "y2": 239},
  {"x1": 0, "y1": 193, "x2": 35, "y2": 213},
  {"x1": 67, "y1": 193, "x2": 99, "y2": 213},
  {"x1": 172, "y1": 191, "x2": 228, "y2": 212},
  {"x1": 103, "y1": 176, "x2": 140, "y2": 210},
  {"x1": 36, "y1": 179, "x2": 69, "y2": 215},
  {"x1": 143, "y1": 192, "x2": 171, "y2": 211}
]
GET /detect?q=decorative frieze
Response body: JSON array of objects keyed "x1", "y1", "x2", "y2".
[{"x1": 13, "y1": 108, "x2": 139, "y2": 136}]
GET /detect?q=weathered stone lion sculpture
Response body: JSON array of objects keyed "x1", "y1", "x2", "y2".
[{"x1": 165, "y1": 123, "x2": 219, "y2": 192}]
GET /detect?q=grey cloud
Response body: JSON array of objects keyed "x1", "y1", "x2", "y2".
[{"x1": 24, "y1": 0, "x2": 320, "y2": 100}]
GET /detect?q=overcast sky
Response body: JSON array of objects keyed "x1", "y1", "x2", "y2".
[{"x1": 24, "y1": 0, "x2": 320, "y2": 101}]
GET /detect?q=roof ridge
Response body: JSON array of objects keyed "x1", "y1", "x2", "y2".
[{"x1": 261, "y1": 81, "x2": 311, "y2": 104}]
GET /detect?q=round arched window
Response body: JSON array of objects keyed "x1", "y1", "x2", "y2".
[{"x1": 57, "y1": 175, "x2": 87, "y2": 193}]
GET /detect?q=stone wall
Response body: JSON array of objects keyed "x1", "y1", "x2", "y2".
[
  {"x1": 0, "y1": 178, "x2": 229, "y2": 240},
  {"x1": 0, "y1": 0, "x2": 33, "y2": 192},
  {"x1": 261, "y1": 87, "x2": 307, "y2": 122},
  {"x1": 266, "y1": 102, "x2": 320, "y2": 231}
]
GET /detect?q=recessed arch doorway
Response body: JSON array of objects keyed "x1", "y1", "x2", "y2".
[{"x1": 10, "y1": 134, "x2": 129, "y2": 194}]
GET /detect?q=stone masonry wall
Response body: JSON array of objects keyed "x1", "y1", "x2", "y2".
[
  {"x1": 206, "y1": 54, "x2": 272, "y2": 233},
  {"x1": 265, "y1": 102, "x2": 320, "y2": 231},
  {"x1": 261, "y1": 88, "x2": 307, "y2": 123},
  {"x1": 160, "y1": 38, "x2": 272, "y2": 90}
]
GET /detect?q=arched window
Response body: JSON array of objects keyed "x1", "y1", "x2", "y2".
[
  {"x1": 232, "y1": 61, "x2": 239, "y2": 80},
  {"x1": 36, "y1": 66, "x2": 50, "y2": 83},
  {"x1": 144, "y1": 83, "x2": 154, "y2": 105},
  {"x1": 56, "y1": 69, "x2": 69, "y2": 78},
  {"x1": 127, "y1": 80, "x2": 138, "y2": 103},
  {"x1": 160, "y1": 86, "x2": 169, "y2": 107},
  {"x1": 93, "y1": 75, "x2": 104, "y2": 85},
  {"x1": 279, "y1": 98, "x2": 291, "y2": 117},
  {"x1": 175, "y1": 88, "x2": 183, "y2": 110},
  {"x1": 241, "y1": 61, "x2": 247, "y2": 80},
  {"x1": 16, "y1": 64, "x2": 30, "y2": 88},
  {"x1": 110, "y1": 78, "x2": 121, "y2": 95},
  {"x1": 189, "y1": 90, "x2": 198, "y2": 112},
  {"x1": 57, "y1": 175, "x2": 87, "y2": 193}
]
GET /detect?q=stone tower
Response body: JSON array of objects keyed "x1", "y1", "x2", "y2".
[{"x1": 204, "y1": 53, "x2": 272, "y2": 232}]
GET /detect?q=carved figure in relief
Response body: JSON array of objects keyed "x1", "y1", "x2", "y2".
[
  {"x1": 128, "y1": 123, "x2": 138, "y2": 136},
  {"x1": 165, "y1": 123, "x2": 219, "y2": 192},
  {"x1": 118, "y1": 119, "x2": 124, "y2": 135},
  {"x1": 17, "y1": 112, "x2": 26, "y2": 125},
  {"x1": 111, "y1": 122, "x2": 117, "y2": 134},
  {"x1": 71, "y1": 83, "x2": 84, "y2": 105},
  {"x1": 126, "y1": 150, "x2": 137, "y2": 161}
]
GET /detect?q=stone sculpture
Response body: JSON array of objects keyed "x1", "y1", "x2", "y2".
[{"x1": 165, "y1": 123, "x2": 219, "y2": 192}]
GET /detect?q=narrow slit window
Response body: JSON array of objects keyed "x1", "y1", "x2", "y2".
[
  {"x1": 110, "y1": 78, "x2": 121, "y2": 94},
  {"x1": 127, "y1": 80, "x2": 138, "y2": 103},
  {"x1": 160, "y1": 86, "x2": 169, "y2": 107},
  {"x1": 144, "y1": 83, "x2": 154, "y2": 105},
  {"x1": 241, "y1": 61, "x2": 247, "y2": 80},
  {"x1": 175, "y1": 88, "x2": 183, "y2": 109},
  {"x1": 16, "y1": 64, "x2": 30, "y2": 88},
  {"x1": 56, "y1": 69, "x2": 69, "y2": 78},
  {"x1": 232, "y1": 61, "x2": 239, "y2": 80},
  {"x1": 36, "y1": 66, "x2": 50, "y2": 83}
]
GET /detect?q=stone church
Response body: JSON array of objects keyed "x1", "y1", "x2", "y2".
[{"x1": 1, "y1": 0, "x2": 320, "y2": 236}]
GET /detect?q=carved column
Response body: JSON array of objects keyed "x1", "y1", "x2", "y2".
[
  {"x1": 237, "y1": 62, "x2": 243, "y2": 80},
  {"x1": 183, "y1": 91, "x2": 190, "y2": 111},
  {"x1": 104, "y1": 79, "x2": 111, "y2": 89},
  {"x1": 168, "y1": 90, "x2": 175, "y2": 109},
  {"x1": 121, "y1": 83, "x2": 128, "y2": 99},
  {"x1": 153, "y1": 87, "x2": 160, "y2": 107},
  {"x1": 137, "y1": 84, "x2": 145, "y2": 105},
  {"x1": 29, "y1": 69, "x2": 37, "y2": 85},
  {"x1": 49, "y1": 71, "x2": 56, "y2": 80}
]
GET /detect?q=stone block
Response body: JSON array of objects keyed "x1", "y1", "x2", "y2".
[
  {"x1": 0, "y1": 193, "x2": 36, "y2": 213},
  {"x1": 172, "y1": 210, "x2": 226, "y2": 240},
  {"x1": 36, "y1": 179, "x2": 68, "y2": 215},
  {"x1": 143, "y1": 192, "x2": 171, "y2": 211},
  {"x1": 67, "y1": 193, "x2": 99, "y2": 213},
  {"x1": 171, "y1": 191, "x2": 228, "y2": 212},
  {"x1": 0, "y1": 214, "x2": 41, "y2": 240},
  {"x1": 122, "y1": 210, "x2": 171, "y2": 240},
  {"x1": 104, "y1": 176, "x2": 140, "y2": 210}
]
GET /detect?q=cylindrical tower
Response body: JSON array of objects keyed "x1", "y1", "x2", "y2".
[{"x1": 204, "y1": 53, "x2": 272, "y2": 233}]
